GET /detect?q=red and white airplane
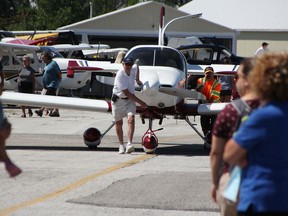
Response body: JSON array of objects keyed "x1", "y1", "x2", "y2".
[
  {"x1": 0, "y1": 41, "x2": 94, "y2": 91},
  {"x1": 0, "y1": 39, "x2": 129, "y2": 91},
  {"x1": 1, "y1": 44, "x2": 237, "y2": 153}
]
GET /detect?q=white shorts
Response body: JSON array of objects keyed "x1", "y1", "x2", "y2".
[{"x1": 112, "y1": 99, "x2": 136, "y2": 122}]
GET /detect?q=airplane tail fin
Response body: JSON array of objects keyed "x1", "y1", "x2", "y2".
[
  {"x1": 67, "y1": 60, "x2": 104, "y2": 78},
  {"x1": 67, "y1": 60, "x2": 78, "y2": 78}
]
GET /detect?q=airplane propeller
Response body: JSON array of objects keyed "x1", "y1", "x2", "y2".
[{"x1": 159, "y1": 87, "x2": 205, "y2": 99}]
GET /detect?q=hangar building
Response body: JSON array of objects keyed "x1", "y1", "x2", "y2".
[{"x1": 58, "y1": 1, "x2": 237, "y2": 53}]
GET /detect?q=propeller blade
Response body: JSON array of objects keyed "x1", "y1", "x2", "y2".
[{"x1": 159, "y1": 87, "x2": 206, "y2": 100}]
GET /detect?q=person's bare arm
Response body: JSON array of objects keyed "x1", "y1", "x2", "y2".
[
  {"x1": 57, "y1": 71, "x2": 62, "y2": 81},
  {"x1": 224, "y1": 138, "x2": 247, "y2": 167},
  {"x1": 210, "y1": 135, "x2": 226, "y2": 202},
  {"x1": 196, "y1": 84, "x2": 204, "y2": 93},
  {"x1": 122, "y1": 89, "x2": 147, "y2": 109}
]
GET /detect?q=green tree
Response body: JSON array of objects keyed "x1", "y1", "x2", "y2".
[
  {"x1": 2, "y1": 0, "x2": 192, "y2": 31},
  {"x1": 0, "y1": 0, "x2": 33, "y2": 30}
]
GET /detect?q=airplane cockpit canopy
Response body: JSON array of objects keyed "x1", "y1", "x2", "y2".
[{"x1": 125, "y1": 46, "x2": 186, "y2": 72}]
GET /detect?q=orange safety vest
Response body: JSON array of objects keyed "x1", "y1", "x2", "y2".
[{"x1": 197, "y1": 78, "x2": 221, "y2": 102}]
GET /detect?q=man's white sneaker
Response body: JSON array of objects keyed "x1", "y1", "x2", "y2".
[
  {"x1": 118, "y1": 144, "x2": 125, "y2": 154},
  {"x1": 125, "y1": 143, "x2": 135, "y2": 154}
]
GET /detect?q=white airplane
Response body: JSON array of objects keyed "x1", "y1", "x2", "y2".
[
  {"x1": 0, "y1": 42, "x2": 94, "y2": 91},
  {"x1": 1, "y1": 44, "x2": 237, "y2": 153}
]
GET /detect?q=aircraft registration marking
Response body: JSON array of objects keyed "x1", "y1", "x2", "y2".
[{"x1": 0, "y1": 154, "x2": 155, "y2": 215}]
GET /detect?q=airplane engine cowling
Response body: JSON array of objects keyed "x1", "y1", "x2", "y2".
[
  {"x1": 142, "y1": 134, "x2": 158, "y2": 154},
  {"x1": 83, "y1": 127, "x2": 101, "y2": 148}
]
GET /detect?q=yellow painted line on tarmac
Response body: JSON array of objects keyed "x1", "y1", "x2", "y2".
[{"x1": 0, "y1": 154, "x2": 155, "y2": 216}]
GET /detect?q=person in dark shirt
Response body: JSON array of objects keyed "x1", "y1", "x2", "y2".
[
  {"x1": 210, "y1": 58, "x2": 259, "y2": 216},
  {"x1": 17, "y1": 55, "x2": 35, "y2": 118}
]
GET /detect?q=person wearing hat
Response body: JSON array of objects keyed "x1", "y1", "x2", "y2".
[
  {"x1": 254, "y1": 42, "x2": 269, "y2": 57},
  {"x1": 196, "y1": 66, "x2": 221, "y2": 147},
  {"x1": 112, "y1": 57, "x2": 148, "y2": 154}
]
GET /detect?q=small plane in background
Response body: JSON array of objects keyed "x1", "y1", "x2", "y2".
[
  {"x1": 10, "y1": 30, "x2": 127, "y2": 62},
  {"x1": 0, "y1": 42, "x2": 93, "y2": 91},
  {"x1": 0, "y1": 38, "x2": 127, "y2": 94},
  {"x1": 2, "y1": 34, "x2": 127, "y2": 61}
]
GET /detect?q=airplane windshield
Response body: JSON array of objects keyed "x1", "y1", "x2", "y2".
[{"x1": 126, "y1": 47, "x2": 185, "y2": 72}]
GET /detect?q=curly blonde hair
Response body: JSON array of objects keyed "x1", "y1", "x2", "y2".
[{"x1": 249, "y1": 52, "x2": 288, "y2": 101}]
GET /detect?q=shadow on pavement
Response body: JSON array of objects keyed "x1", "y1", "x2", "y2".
[{"x1": 7, "y1": 142, "x2": 210, "y2": 156}]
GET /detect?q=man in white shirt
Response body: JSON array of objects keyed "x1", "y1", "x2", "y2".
[
  {"x1": 254, "y1": 42, "x2": 269, "y2": 56},
  {"x1": 112, "y1": 57, "x2": 147, "y2": 154}
]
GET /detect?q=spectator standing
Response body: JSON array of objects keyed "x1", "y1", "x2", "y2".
[
  {"x1": 210, "y1": 58, "x2": 259, "y2": 216},
  {"x1": 254, "y1": 42, "x2": 269, "y2": 57},
  {"x1": 196, "y1": 66, "x2": 221, "y2": 146},
  {"x1": 35, "y1": 51, "x2": 62, "y2": 117},
  {"x1": 17, "y1": 55, "x2": 35, "y2": 118},
  {"x1": 224, "y1": 52, "x2": 288, "y2": 215}
]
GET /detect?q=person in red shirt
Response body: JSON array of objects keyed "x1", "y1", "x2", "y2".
[
  {"x1": 210, "y1": 58, "x2": 259, "y2": 216},
  {"x1": 196, "y1": 66, "x2": 221, "y2": 147}
]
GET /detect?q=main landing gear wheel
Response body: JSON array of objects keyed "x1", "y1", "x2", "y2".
[
  {"x1": 83, "y1": 127, "x2": 101, "y2": 150},
  {"x1": 83, "y1": 122, "x2": 115, "y2": 150}
]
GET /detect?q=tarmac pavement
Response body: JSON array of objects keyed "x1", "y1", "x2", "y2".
[{"x1": 0, "y1": 106, "x2": 220, "y2": 216}]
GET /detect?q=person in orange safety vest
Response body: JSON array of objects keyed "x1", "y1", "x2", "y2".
[{"x1": 196, "y1": 66, "x2": 221, "y2": 149}]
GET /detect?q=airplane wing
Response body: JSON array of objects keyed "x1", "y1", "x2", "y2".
[
  {"x1": 1, "y1": 92, "x2": 111, "y2": 112},
  {"x1": 0, "y1": 91, "x2": 226, "y2": 116},
  {"x1": 52, "y1": 43, "x2": 94, "y2": 51},
  {"x1": 197, "y1": 102, "x2": 228, "y2": 115},
  {"x1": 159, "y1": 87, "x2": 202, "y2": 99},
  {"x1": 0, "y1": 41, "x2": 40, "y2": 53},
  {"x1": 82, "y1": 47, "x2": 127, "y2": 57}
]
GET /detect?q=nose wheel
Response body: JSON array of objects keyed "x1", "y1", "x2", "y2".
[{"x1": 141, "y1": 112, "x2": 163, "y2": 154}]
